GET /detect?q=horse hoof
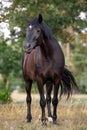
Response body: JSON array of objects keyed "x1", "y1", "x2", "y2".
[
  {"x1": 26, "y1": 116, "x2": 32, "y2": 123},
  {"x1": 42, "y1": 120, "x2": 47, "y2": 126},
  {"x1": 27, "y1": 120, "x2": 31, "y2": 122},
  {"x1": 27, "y1": 119, "x2": 31, "y2": 122},
  {"x1": 53, "y1": 120, "x2": 57, "y2": 124}
]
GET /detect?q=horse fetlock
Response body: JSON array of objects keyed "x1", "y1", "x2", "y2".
[
  {"x1": 48, "y1": 113, "x2": 52, "y2": 118},
  {"x1": 52, "y1": 98, "x2": 58, "y2": 106},
  {"x1": 53, "y1": 115, "x2": 57, "y2": 124},
  {"x1": 40, "y1": 99, "x2": 46, "y2": 107}
]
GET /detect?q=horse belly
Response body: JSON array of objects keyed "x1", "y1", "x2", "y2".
[{"x1": 43, "y1": 63, "x2": 64, "y2": 83}]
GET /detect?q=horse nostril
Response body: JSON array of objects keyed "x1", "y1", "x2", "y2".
[
  {"x1": 26, "y1": 44, "x2": 31, "y2": 48},
  {"x1": 24, "y1": 44, "x2": 31, "y2": 50},
  {"x1": 28, "y1": 44, "x2": 31, "y2": 48}
]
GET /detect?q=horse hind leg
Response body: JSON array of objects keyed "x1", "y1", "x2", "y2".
[
  {"x1": 25, "y1": 80, "x2": 32, "y2": 122},
  {"x1": 52, "y1": 84, "x2": 59, "y2": 124},
  {"x1": 46, "y1": 81, "x2": 53, "y2": 118}
]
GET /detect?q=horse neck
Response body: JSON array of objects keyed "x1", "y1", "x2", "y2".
[{"x1": 41, "y1": 37, "x2": 54, "y2": 58}]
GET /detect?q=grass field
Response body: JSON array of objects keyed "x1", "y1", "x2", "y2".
[{"x1": 0, "y1": 93, "x2": 87, "y2": 130}]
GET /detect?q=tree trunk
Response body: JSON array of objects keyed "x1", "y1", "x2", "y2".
[{"x1": 66, "y1": 43, "x2": 71, "y2": 67}]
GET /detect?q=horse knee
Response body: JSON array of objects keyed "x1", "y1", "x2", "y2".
[
  {"x1": 46, "y1": 97, "x2": 51, "y2": 104},
  {"x1": 52, "y1": 98, "x2": 58, "y2": 106},
  {"x1": 40, "y1": 98, "x2": 46, "y2": 108},
  {"x1": 26, "y1": 96, "x2": 32, "y2": 104}
]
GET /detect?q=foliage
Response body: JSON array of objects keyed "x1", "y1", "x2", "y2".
[
  {"x1": 0, "y1": 39, "x2": 23, "y2": 85},
  {"x1": 0, "y1": 40, "x2": 22, "y2": 76},
  {"x1": 3, "y1": 0, "x2": 87, "y2": 42},
  {"x1": 0, "y1": 88, "x2": 12, "y2": 104},
  {"x1": 0, "y1": 39, "x2": 23, "y2": 103},
  {"x1": 71, "y1": 35, "x2": 87, "y2": 93}
]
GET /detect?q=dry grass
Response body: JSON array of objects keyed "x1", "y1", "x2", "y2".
[{"x1": 0, "y1": 94, "x2": 87, "y2": 130}]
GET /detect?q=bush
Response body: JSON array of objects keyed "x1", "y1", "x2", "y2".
[{"x1": 0, "y1": 89, "x2": 12, "y2": 104}]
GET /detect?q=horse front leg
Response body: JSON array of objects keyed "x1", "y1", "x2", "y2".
[
  {"x1": 46, "y1": 81, "x2": 53, "y2": 118},
  {"x1": 25, "y1": 80, "x2": 32, "y2": 122},
  {"x1": 52, "y1": 84, "x2": 59, "y2": 124},
  {"x1": 37, "y1": 81, "x2": 46, "y2": 124}
]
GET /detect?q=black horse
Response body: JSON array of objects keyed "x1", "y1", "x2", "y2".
[{"x1": 23, "y1": 14, "x2": 77, "y2": 124}]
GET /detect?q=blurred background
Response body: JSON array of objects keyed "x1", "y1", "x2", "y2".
[{"x1": 0, "y1": 0, "x2": 87, "y2": 103}]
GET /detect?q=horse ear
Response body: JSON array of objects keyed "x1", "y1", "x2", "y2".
[{"x1": 38, "y1": 14, "x2": 43, "y2": 24}]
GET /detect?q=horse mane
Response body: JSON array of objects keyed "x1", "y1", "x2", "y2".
[{"x1": 41, "y1": 22, "x2": 53, "y2": 39}]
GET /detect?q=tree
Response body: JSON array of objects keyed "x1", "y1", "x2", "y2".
[
  {"x1": 71, "y1": 34, "x2": 87, "y2": 93},
  {"x1": 0, "y1": 39, "x2": 22, "y2": 89},
  {"x1": 0, "y1": 0, "x2": 87, "y2": 93},
  {"x1": 2, "y1": 0, "x2": 86, "y2": 40}
]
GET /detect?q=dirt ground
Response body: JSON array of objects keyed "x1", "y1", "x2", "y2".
[{"x1": 11, "y1": 91, "x2": 87, "y2": 102}]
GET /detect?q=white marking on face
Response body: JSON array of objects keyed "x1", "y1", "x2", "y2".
[{"x1": 29, "y1": 25, "x2": 32, "y2": 29}]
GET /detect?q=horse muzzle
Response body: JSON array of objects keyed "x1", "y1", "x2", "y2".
[{"x1": 23, "y1": 42, "x2": 37, "y2": 54}]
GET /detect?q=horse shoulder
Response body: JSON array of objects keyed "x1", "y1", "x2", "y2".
[{"x1": 23, "y1": 51, "x2": 36, "y2": 80}]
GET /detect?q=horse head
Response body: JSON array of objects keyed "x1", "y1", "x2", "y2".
[{"x1": 24, "y1": 14, "x2": 44, "y2": 53}]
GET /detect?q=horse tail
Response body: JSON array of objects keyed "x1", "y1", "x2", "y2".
[{"x1": 59, "y1": 67, "x2": 78, "y2": 99}]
